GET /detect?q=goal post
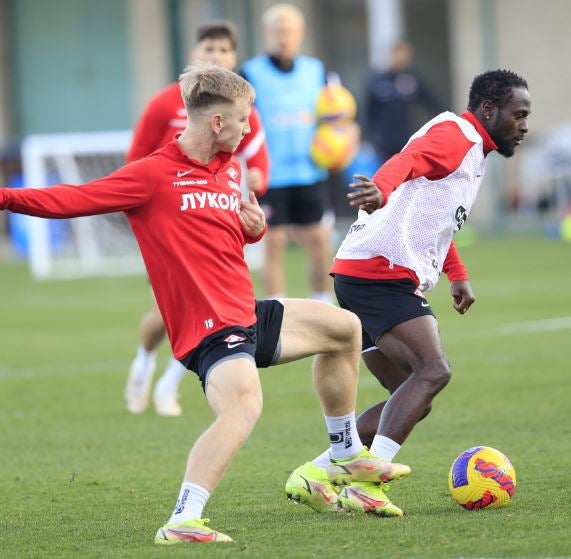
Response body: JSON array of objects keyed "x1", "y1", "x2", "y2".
[{"x1": 21, "y1": 130, "x2": 144, "y2": 280}]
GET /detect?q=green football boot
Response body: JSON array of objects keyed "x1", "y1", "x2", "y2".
[
  {"x1": 339, "y1": 482, "x2": 404, "y2": 517},
  {"x1": 155, "y1": 518, "x2": 232, "y2": 545},
  {"x1": 286, "y1": 462, "x2": 341, "y2": 512},
  {"x1": 327, "y1": 447, "x2": 411, "y2": 486}
]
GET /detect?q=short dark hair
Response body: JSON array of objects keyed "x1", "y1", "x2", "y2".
[
  {"x1": 468, "y1": 69, "x2": 528, "y2": 111},
  {"x1": 195, "y1": 21, "x2": 238, "y2": 51}
]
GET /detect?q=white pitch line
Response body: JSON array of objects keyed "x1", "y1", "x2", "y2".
[
  {"x1": 0, "y1": 360, "x2": 125, "y2": 381},
  {"x1": 496, "y1": 316, "x2": 571, "y2": 335},
  {"x1": 436, "y1": 315, "x2": 571, "y2": 342}
]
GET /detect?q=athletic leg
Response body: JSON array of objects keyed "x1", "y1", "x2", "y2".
[
  {"x1": 297, "y1": 222, "x2": 332, "y2": 301},
  {"x1": 262, "y1": 225, "x2": 288, "y2": 297},
  {"x1": 277, "y1": 298, "x2": 361, "y2": 416},
  {"x1": 375, "y1": 315, "x2": 450, "y2": 444},
  {"x1": 356, "y1": 349, "x2": 411, "y2": 447},
  {"x1": 153, "y1": 357, "x2": 186, "y2": 417},
  {"x1": 156, "y1": 357, "x2": 262, "y2": 544},
  {"x1": 278, "y1": 299, "x2": 410, "y2": 480},
  {"x1": 126, "y1": 294, "x2": 166, "y2": 414}
]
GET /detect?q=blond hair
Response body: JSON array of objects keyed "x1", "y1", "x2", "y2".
[
  {"x1": 262, "y1": 3, "x2": 305, "y2": 28},
  {"x1": 179, "y1": 62, "x2": 255, "y2": 113}
]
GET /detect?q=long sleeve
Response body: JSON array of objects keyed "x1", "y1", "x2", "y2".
[
  {"x1": 237, "y1": 107, "x2": 270, "y2": 195},
  {"x1": 442, "y1": 241, "x2": 469, "y2": 281},
  {"x1": 127, "y1": 95, "x2": 172, "y2": 163},
  {"x1": 0, "y1": 160, "x2": 152, "y2": 218},
  {"x1": 372, "y1": 120, "x2": 476, "y2": 205}
]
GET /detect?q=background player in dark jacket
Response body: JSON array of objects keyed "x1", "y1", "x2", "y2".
[{"x1": 364, "y1": 40, "x2": 443, "y2": 163}]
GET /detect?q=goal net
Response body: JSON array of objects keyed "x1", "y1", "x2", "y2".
[
  {"x1": 21, "y1": 130, "x2": 144, "y2": 280},
  {"x1": 21, "y1": 131, "x2": 264, "y2": 280}
]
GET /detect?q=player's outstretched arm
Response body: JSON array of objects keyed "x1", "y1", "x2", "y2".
[
  {"x1": 0, "y1": 163, "x2": 150, "y2": 219},
  {"x1": 347, "y1": 174, "x2": 384, "y2": 214}
]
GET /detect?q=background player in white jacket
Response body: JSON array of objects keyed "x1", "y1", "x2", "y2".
[{"x1": 286, "y1": 69, "x2": 531, "y2": 516}]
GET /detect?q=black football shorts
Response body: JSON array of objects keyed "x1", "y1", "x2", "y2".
[
  {"x1": 179, "y1": 299, "x2": 284, "y2": 390},
  {"x1": 258, "y1": 183, "x2": 325, "y2": 226},
  {"x1": 333, "y1": 274, "x2": 435, "y2": 351}
]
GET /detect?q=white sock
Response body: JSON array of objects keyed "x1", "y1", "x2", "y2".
[
  {"x1": 155, "y1": 357, "x2": 186, "y2": 395},
  {"x1": 311, "y1": 292, "x2": 333, "y2": 304},
  {"x1": 168, "y1": 482, "x2": 210, "y2": 524},
  {"x1": 131, "y1": 345, "x2": 157, "y2": 382},
  {"x1": 370, "y1": 435, "x2": 401, "y2": 462},
  {"x1": 311, "y1": 449, "x2": 331, "y2": 469},
  {"x1": 325, "y1": 411, "x2": 363, "y2": 460}
]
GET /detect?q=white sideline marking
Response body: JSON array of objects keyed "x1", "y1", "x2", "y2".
[
  {"x1": 496, "y1": 316, "x2": 571, "y2": 335},
  {"x1": 0, "y1": 360, "x2": 124, "y2": 381},
  {"x1": 443, "y1": 315, "x2": 571, "y2": 341}
]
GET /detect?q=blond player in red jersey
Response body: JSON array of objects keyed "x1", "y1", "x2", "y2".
[
  {"x1": 125, "y1": 21, "x2": 270, "y2": 417},
  {"x1": 1, "y1": 63, "x2": 412, "y2": 545}
]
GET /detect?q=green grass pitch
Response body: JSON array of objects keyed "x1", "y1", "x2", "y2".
[{"x1": 1, "y1": 236, "x2": 570, "y2": 558}]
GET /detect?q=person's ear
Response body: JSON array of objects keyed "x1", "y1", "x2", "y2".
[
  {"x1": 481, "y1": 100, "x2": 496, "y2": 121},
  {"x1": 212, "y1": 113, "x2": 223, "y2": 135}
]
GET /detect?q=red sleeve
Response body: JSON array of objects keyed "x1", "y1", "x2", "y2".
[
  {"x1": 0, "y1": 160, "x2": 152, "y2": 218},
  {"x1": 237, "y1": 107, "x2": 270, "y2": 195},
  {"x1": 244, "y1": 222, "x2": 268, "y2": 244},
  {"x1": 127, "y1": 93, "x2": 173, "y2": 163},
  {"x1": 372, "y1": 121, "x2": 476, "y2": 205},
  {"x1": 443, "y1": 241, "x2": 469, "y2": 281}
]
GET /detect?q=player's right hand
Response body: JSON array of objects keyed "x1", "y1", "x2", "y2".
[
  {"x1": 347, "y1": 175, "x2": 383, "y2": 214},
  {"x1": 450, "y1": 280, "x2": 476, "y2": 315}
]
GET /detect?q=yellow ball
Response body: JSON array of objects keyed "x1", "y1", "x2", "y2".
[
  {"x1": 559, "y1": 214, "x2": 571, "y2": 242},
  {"x1": 316, "y1": 84, "x2": 357, "y2": 123},
  {"x1": 449, "y1": 446, "x2": 517, "y2": 510},
  {"x1": 311, "y1": 123, "x2": 358, "y2": 171}
]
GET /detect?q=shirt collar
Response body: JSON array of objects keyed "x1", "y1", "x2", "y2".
[
  {"x1": 168, "y1": 140, "x2": 233, "y2": 173},
  {"x1": 461, "y1": 110, "x2": 498, "y2": 155}
]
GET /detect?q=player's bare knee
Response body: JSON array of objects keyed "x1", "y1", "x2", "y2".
[
  {"x1": 431, "y1": 358, "x2": 451, "y2": 392},
  {"x1": 336, "y1": 308, "x2": 362, "y2": 352},
  {"x1": 417, "y1": 358, "x2": 451, "y2": 394},
  {"x1": 226, "y1": 391, "x2": 262, "y2": 436}
]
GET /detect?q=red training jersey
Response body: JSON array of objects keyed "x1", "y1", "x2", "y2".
[
  {"x1": 127, "y1": 82, "x2": 270, "y2": 194},
  {"x1": 0, "y1": 141, "x2": 267, "y2": 359}
]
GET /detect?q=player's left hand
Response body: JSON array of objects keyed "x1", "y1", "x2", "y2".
[
  {"x1": 347, "y1": 175, "x2": 383, "y2": 214},
  {"x1": 450, "y1": 280, "x2": 476, "y2": 315},
  {"x1": 246, "y1": 167, "x2": 264, "y2": 193},
  {"x1": 240, "y1": 191, "x2": 266, "y2": 237}
]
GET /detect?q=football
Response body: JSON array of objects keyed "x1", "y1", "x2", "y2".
[
  {"x1": 310, "y1": 122, "x2": 359, "y2": 171},
  {"x1": 448, "y1": 446, "x2": 517, "y2": 510},
  {"x1": 315, "y1": 83, "x2": 357, "y2": 123}
]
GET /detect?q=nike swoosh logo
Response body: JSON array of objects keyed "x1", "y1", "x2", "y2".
[
  {"x1": 227, "y1": 342, "x2": 245, "y2": 349},
  {"x1": 177, "y1": 169, "x2": 194, "y2": 177},
  {"x1": 421, "y1": 301, "x2": 430, "y2": 307}
]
